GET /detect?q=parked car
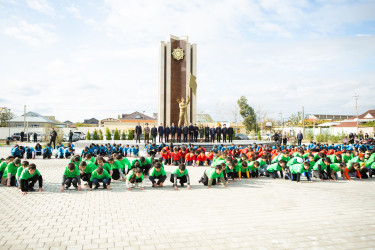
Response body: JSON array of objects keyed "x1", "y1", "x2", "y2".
[
  {"x1": 74, "y1": 131, "x2": 86, "y2": 140},
  {"x1": 63, "y1": 133, "x2": 80, "y2": 142},
  {"x1": 27, "y1": 132, "x2": 43, "y2": 142},
  {"x1": 235, "y1": 133, "x2": 249, "y2": 140},
  {"x1": 12, "y1": 133, "x2": 27, "y2": 141}
]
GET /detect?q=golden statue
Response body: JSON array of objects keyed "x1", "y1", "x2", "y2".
[{"x1": 177, "y1": 95, "x2": 190, "y2": 127}]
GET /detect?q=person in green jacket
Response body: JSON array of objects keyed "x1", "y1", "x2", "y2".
[
  {"x1": 108, "y1": 157, "x2": 124, "y2": 181},
  {"x1": 290, "y1": 162, "x2": 311, "y2": 182},
  {"x1": 79, "y1": 161, "x2": 96, "y2": 187},
  {"x1": 170, "y1": 163, "x2": 191, "y2": 190},
  {"x1": 199, "y1": 165, "x2": 228, "y2": 188},
  {"x1": 3, "y1": 157, "x2": 21, "y2": 187},
  {"x1": 312, "y1": 157, "x2": 331, "y2": 181},
  {"x1": 249, "y1": 161, "x2": 260, "y2": 178},
  {"x1": 238, "y1": 161, "x2": 250, "y2": 179},
  {"x1": 224, "y1": 161, "x2": 236, "y2": 182},
  {"x1": 329, "y1": 163, "x2": 345, "y2": 181},
  {"x1": 94, "y1": 157, "x2": 112, "y2": 175},
  {"x1": 328, "y1": 154, "x2": 342, "y2": 164},
  {"x1": 149, "y1": 162, "x2": 167, "y2": 187},
  {"x1": 0, "y1": 156, "x2": 12, "y2": 181},
  {"x1": 70, "y1": 155, "x2": 82, "y2": 168},
  {"x1": 266, "y1": 160, "x2": 286, "y2": 179},
  {"x1": 126, "y1": 166, "x2": 145, "y2": 191},
  {"x1": 89, "y1": 166, "x2": 111, "y2": 190},
  {"x1": 342, "y1": 150, "x2": 352, "y2": 163},
  {"x1": 20, "y1": 163, "x2": 43, "y2": 195},
  {"x1": 131, "y1": 156, "x2": 152, "y2": 175},
  {"x1": 61, "y1": 163, "x2": 82, "y2": 192},
  {"x1": 16, "y1": 160, "x2": 29, "y2": 189}
]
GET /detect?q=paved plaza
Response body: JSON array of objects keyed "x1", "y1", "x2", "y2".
[{"x1": 0, "y1": 146, "x2": 375, "y2": 250}]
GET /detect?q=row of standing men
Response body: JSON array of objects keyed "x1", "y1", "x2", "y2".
[{"x1": 134, "y1": 123, "x2": 235, "y2": 143}]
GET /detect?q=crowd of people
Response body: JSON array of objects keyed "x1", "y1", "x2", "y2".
[
  {"x1": 133, "y1": 122, "x2": 235, "y2": 143},
  {"x1": 2, "y1": 139, "x2": 375, "y2": 195}
]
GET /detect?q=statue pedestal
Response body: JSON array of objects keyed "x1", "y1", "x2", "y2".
[{"x1": 158, "y1": 35, "x2": 197, "y2": 126}]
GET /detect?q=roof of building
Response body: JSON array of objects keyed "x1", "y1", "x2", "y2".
[
  {"x1": 334, "y1": 122, "x2": 358, "y2": 128},
  {"x1": 121, "y1": 112, "x2": 155, "y2": 120},
  {"x1": 355, "y1": 109, "x2": 375, "y2": 119},
  {"x1": 310, "y1": 114, "x2": 353, "y2": 120},
  {"x1": 63, "y1": 120, "x2": 73, "y2": 124},
  {"x1": 9, "y1": 112, "x2": 58, "y2": 124},
  {"x1": 83, "y1": 118, "x2": 99, "y2": 124}
]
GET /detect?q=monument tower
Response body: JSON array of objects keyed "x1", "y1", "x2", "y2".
[{"x1": 158, "y1": 35, "x2": 197, "y2": 127}]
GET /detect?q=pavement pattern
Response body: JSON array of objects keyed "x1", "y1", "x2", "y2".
[{"x1": 0, "y1": 146, "x2": 375, "y2": 250}]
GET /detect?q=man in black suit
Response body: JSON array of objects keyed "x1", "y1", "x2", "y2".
[
  {"x1": 151, "y1": 125, "x2": 157, "y2": 143},
  {"x1": 176, "y1": 126, "x2": 182, "y2": 143},
  {"x1": 20, "y1": 131, "x2": 25, "y2": 142},
  {"x1": 204, "y1": 124, "x2": 210, "y2": 142},
  {"x1": 222, "y1": 124, "x2": 228, "y2": 143},
  {"x1": 216, "y1": 126, "x2": 222, "y2": 143},
  {"x1": 210, "y1": 126, "x2": 216, "y2": 143},
  {"x1": 182, "y1": 125, "x2": 188, "y2": 143},
  {"x1": 170, "y1": 123, "x2": 176, "y2": 142},
  {"x1": 228, "y1": 125, "x2": 234, "y2": 143},
  {"x1": 164, "y1": 125, "x2": 170, "y2": 143},
  {"x1": 158, "y1": 123, "x2": 164, "y2": 143},
  {"x1": 135, "y1": 123, "x2": 142, "y2": 143},
  {"x1": 188, "y1": 123, "x2": 195, "y2": 142},
  {"x1": 194, "y1": 123, "x2": 199, "y2": 142}
]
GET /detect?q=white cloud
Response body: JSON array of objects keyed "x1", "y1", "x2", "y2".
[
  {"x1": 26, "y1": 0, "x2": 55, "y2": 16},
  {"x1": 2, "y1": 19, "x2": 58, "y2": 46},
  {"x1": 66, "y1": 4, "x2": 82, "y2": 19}
]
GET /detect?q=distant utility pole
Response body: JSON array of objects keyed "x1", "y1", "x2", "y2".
[
  {"x1": 279, "y1": 111, "x2": 283, "y2": 132},
  {"x1": 354, "y1": 93, "x2": 359, "y2": 134},
  {"x1": 24, "y1": 105, "x2": 26, "y2": 130},
  {"x1": 302, "y1": 106, "x2": 305, "y2": 137}
]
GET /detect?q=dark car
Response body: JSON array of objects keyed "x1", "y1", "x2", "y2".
[{"x1": 235, "y1": 133, "x2": 249, "y2": 140}]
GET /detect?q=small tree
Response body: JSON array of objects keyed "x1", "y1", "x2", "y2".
[
  {"x1": 237, "y1": 96, "x2": 257, "y2": 132},
  {"x1": 114, "y1": 128, "x2": 120, "y2": 140},
  {"x1": 257, "y1": 131, "x2": 261, "y2": 140},
  {"x1": 99, "y1": 129, "x2": 103, "y2": 140},
  {"x1": 128, "y1": 130, "x2": 134, "y2": 140},
  {"x1": 86, "y1": 131, "x2": 91, "y2": 140},
  {"x1": 92, "y1": 129, "x2": 99, "y2": 140},
  {"x1": 121, "y1": 131, "x2": 126, "y2": 140},
  {"x1": 106, "y1": 127, "x2": 112, "y2": 140}
]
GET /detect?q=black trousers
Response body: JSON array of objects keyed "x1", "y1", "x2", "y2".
[
  {"x1": 159, "y1": 134, "x2": 163, "y2": 142},
  {"x1": 170, "y1": 174, "x2": 187, "y2": 185},
  {"x1": 224, "y1": 171, "x2": 235, "y2": 181},
  {"x1": 200, "y1": 172, "x2": 216, "y2": 186},
  {"x1": 177, "y1": 134, "x2": 181, "y2": 142},
  {"x1": 251, "y1": 170, "x2": 259, "y2": 178},
  {"x1": 189, "y1": 133, "x2": 194, "y2": 142},
  {"x1": 297, "y1": 140, "x2": 302, "y2": 146},
  {"x1": 165, "y1": 134, "x2": 169, "y2": 143},
  {"x1": 194, "y1": 134, "x2": 198, "y2": 142},
  {"x1": 141, "y1": 164, "x2": 151, "y2": 175},
  {"x1": 80, "y1": 173, "x2": 91, "y2": 182},
  {"x1": 211, "y1": 135, "x2": 215, "y2": 143},
  {"x1": 20, "y1": 175, "x2": 42, "y2": 192},
  {"x1": 152, "y1": 135, "x2": 156, "y2": 143},
  {"x1": 223, "y1": 134, "x2": 227, "y2": 143},
  {"x1": 216, "y1": 134, "x2": 221, "y2": 142},
  {"x1": 183, "y1": 134, "x2": 188, "y2": 142},
  {"x1": 50, "y1": 138, "x2": 56, "y2": 149},
  {"x1": 171, "y1": 134, "x2": 175, "y2": 142},
  {"x1": 136, "y1": 134, "x2": 141, "y2": 143},
  {"x1": 144, "y1": 134, "x2": 149, "y2": 143},
  {"x1": 172, "y1": 160, "x2": 180, "y2": 166},
  {"x1": 64, "y1": 177, "x2": 79, "y2": 188},
  {"x1": 163, "y1": 159, "x2": 171, "y2": 165},
  {"x1": 149, "y1": 175, "x2": 166, "y2": 185},
  {"x1": 112, "y1": 169, "x2": 121, "y2": 180},
  {"x1": 228, "y1": 134, "x2": 233, "y2": 143}
]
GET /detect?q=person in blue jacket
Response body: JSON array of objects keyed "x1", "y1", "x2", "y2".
[
  {"x1": 133, "y1": 145, "x2": 139, "y2": 157},
  {"x1": 64, "y1": 147, "x2": 73, "y2": 158},
  {"x1": 11, "y1": 145, "x2": 23, "y2": 158},
  {"x1": 42, "y1": 144, "x2": 53, "y2": 159},
  {"x1": 35, "y1": 143, "x2": 42, "y2": 156},
  {"x1": 56, "y1": 147, "x2": 65, "y2": 159},
  {"x1": 25, "y1": 147, "x2": 35, "y2": 159}
]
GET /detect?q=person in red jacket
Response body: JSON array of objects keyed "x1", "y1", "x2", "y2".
[
  {"x1": 206, "y1": 150, "x2": 214, "y2": 165},
  {"x1": 344, "y1": 162, "x2": 363, "y2": 181},
  {"x1": 196, "y1": 151, "x2": 207, "y2": 166},
  {"x1": 160, "y1": 149, "x2": 171, "y2": 166},
  {"x1": 185, "y1": 151, "x2": 196, "y2": 166},
  {"x1": 171, "y1": 148, "x2": 181, "y2": 166},
  {"x1": 179, "y1": 148, "x2": 187, "y2": 164}
]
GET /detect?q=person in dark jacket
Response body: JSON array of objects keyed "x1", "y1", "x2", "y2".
[
  {"x1": 194, "y1": 124, "x2": 199, "y2": 142},
  {"x1": 33, "y1": 132, "x2": 38, "y2": 143},
  {"x1": 20, "y1": 131, "x2": 25, "y2": 142},
  {"x1": 68, "y1": 130, "x2": 73, "y2": 143},
  {"x1": 151, "y1": 125, "x2": 157, "y2": 143},
  {"x1": 228, "y1": 126, "x2": 234, "y2": 143},
  {"x1": 158, "y1": 123, "x2": 164, "y2": 143},
  {"x1": 135, "y1": 123, "x2": 142, "y2": 143},
  {"x1": 210, "y1": 126, "x2": 216, "y2": 143},
  {"x1": 164, "y1": 125, "x2": 170, "y2": 143},
  {"x1": 216, "y1": 126, "x2": 222, "y2": 143},
  {"x1": 176, "y1": 126, "x2": 182, "y2": 143},
  {"x1": 183, "y1": 126, "x2": 188, "y2": 143},
  {"x1": 296, "y1": 131, "x2": 303, "y2": 146},
  {"x1": 222, "y1": 124, "x2": 228, "y2": 143},
  {"x1": 204, "y1": 125, "x2": 210, "y2": 142},
  {"x1": 170, "y1": 123, "x2": 176, "y2": 142},
  {"x1": 188, "y1": 123, "x2": 195, "y2": 142},
  {"x1": 50, "y1": 128, "x2": 57, "y2": 149}
]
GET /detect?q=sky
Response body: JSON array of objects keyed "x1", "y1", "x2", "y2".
[{"x1": 0, "y1": 0, "x2": 375, "y2": 123}]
